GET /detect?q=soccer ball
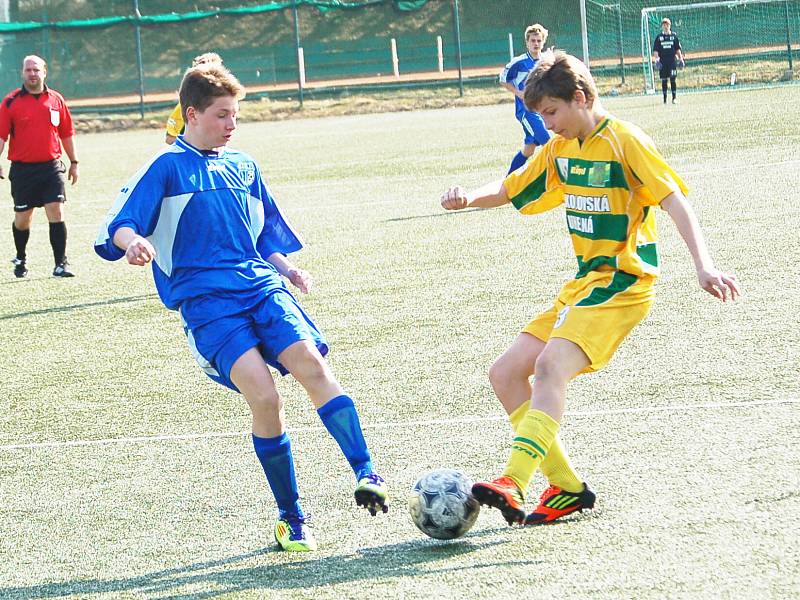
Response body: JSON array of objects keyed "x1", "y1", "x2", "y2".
[{"x1": 408, "y1": 468, "x2": 480, "y2": 540}]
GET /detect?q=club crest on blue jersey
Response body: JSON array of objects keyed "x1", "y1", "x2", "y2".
[{"x1": 239, "y1": 161, "x2": 256, "y2": 186}]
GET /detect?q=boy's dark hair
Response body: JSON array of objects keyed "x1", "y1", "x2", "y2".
[
  {"x1": 179, "y1": 65, "x2": 245, "y2": 122},
  {"x1": 523, "y1": 51, "x2": 597, "y2": 112}
]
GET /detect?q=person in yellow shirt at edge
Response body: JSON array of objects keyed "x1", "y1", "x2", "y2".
[
  {"x1": 164, "y1": 52, "x2": 223, "y2": 144},
  {"x1": 440, "y1": 51, "x2": 741, "y2": 526}
]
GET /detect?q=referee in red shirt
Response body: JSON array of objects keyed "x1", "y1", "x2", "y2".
[{"x1": 0, "y1": 55, "x2": 79, "y2": 278}]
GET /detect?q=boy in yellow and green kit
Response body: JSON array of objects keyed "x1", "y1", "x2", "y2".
[{"x1": 440, "y1": 51, "x2": 740, "y2": 526}]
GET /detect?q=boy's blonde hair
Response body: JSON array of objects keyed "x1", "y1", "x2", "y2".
[
  {"x1": 523, "y1": 51, "x2": 597, "y2": 112},
  {"x1": 525, "y1": 23, "x2": 548, "y2": 43},
  {"x1": 179, "y1": 65, "x2": 245, "y2": 122}
]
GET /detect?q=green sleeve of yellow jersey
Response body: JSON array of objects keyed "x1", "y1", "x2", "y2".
[
  {"x1": 503, "y1": 144, "x2": 564, "y2": 215},
  {"x1": 165, "y1": 103, "x2": 184, "y2": 137},
  {"x1": 622, "y1": 127, "x2": 688, "y2": 206}
]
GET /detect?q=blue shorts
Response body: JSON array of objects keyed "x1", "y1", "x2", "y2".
[
  {"x1": 519, "y1": 110, "x2": 551, "y2": 146},
  {"x1": 182, "y1": 288, "x2": 328, "y2": 392}
]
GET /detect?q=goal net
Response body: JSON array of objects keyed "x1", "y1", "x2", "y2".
[{"x1": 641, "y1": 0, "x2": 799, "y2": 93}]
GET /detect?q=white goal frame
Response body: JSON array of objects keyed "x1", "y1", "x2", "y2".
[{"x1": 641, "y1": 0, "x2": 791, "y2": 93}]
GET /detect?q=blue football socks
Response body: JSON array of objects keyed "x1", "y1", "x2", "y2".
[
  {"x1": 252, "y1": 432, "x2": 304, "y2": 518},
  {"x1": 317, "y1": 394, "x2": 374, "y2": 480},
  {"x1": 507, "y1": 150, "x2": 528, "y2": 174}
]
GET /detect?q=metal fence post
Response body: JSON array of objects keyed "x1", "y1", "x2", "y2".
[
  {"x1": 42, "y1": 7, "x2": 50, "y2": 64},
  {"x1": 452, "y1": 0, "x2": 463, "y2": 97},
  {"x1": 785, "y1": 0, "x2": 794, "y2": 72},
  {"x1": 580, "y1": 0, "x2": 589, "y2": 66},
  {"x1": 133, "y1": 0, "x2": 145, "y2": 119},
  {"x1": 293, "y1": 1, "x2": 304, "y2": 107},
  {"x1": 615, "y1": 3, "x2": 626, "y2": 84}
]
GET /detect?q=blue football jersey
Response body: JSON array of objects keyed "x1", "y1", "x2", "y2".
[
  {"x1": 95, "y1": 137, "x2": 303, "y2": 326},
  {"x1": 500, "y1": 52, "x2": 539, "y2": 118}
]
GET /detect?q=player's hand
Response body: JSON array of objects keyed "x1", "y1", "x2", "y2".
[
  {"x1": 125, "y1": 236, "x2": 156, "y2": 266},
  {"x1": 697, "y1": 267, "x2": 741, "y2": 302},
  {"x1": 441, "y1": 186, "x2": 469, "y2": 210},
  {"x1": 679, "y1": 57, "x2": 686, "y2": 68},
  {"x1": 287, "y1": 268, "x2": 312, "y2": 294},
  {"x1": 68, "y1": 162, "x2": 79, "y2": 185},
  {"x1": 655, "y1": 59, "x2": 662, "y2": 70}
]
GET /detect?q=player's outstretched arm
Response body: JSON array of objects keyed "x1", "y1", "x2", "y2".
[
  {"x1": 661, "y1": 193, "x2": 741, "y2": 302},
  {"x1": 440, "y1": 180, "x2": 510, "y2": 211},
  {"x1": 267, "y1": 252, "x2": 312, "y2": 294},
  {"x1": 113, "y1": 226, "x2": 156, "y2": 267},
  {"x1": 500, "y1": 81, "x2": 524, "y2": 100}
]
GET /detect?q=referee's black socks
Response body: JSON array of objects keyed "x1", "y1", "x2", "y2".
[
  {"x1": 49, "y1": 221, "x2": 67, "y2": 265},
  {"x1": 11, "y1": 222, "x2": 29, "y2": 261}
]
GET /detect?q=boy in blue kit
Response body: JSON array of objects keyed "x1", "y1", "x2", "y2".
[
  {"x1": 500, "y1": 23, "x2": 553, "y2": 174},
  {"x1": 95, "y1": 65, "x2": 388, "y2": 552}
]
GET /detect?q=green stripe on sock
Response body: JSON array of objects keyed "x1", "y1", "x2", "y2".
[{"x1": 513, "y1": 436, "x2": 547, "y2": 458}]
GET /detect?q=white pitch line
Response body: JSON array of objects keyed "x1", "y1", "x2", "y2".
[
  {"x1": 0, "y1": 397, "x2": 797, "y2": 452},
  {"x1": 681, "y1": 158, "x2": 800, "y2": 176}
]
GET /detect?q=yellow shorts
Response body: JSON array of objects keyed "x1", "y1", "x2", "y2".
[{"x1": 523, "y1": 270, "x2": 655, "y2": 373}]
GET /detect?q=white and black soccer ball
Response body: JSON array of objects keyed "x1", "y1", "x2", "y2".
[{"x1": 408, "y1": 468, "x2": 480, "y2": 540}]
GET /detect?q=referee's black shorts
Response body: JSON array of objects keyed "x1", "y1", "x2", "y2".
[{"x1": 9, "y1": 160, "x2": 67, "y2": 213}]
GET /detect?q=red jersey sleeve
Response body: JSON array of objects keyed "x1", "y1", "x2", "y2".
[
  {"x1": 0, "y1": 92, "x2": 14, "y2": 141},
  {"x1": 56, "y1": 92, "x2": 75, "y2": 138}
]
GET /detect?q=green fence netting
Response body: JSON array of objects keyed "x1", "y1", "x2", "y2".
[{"x1": 0, "y1": 0, "x2": 796, "y2": 111}]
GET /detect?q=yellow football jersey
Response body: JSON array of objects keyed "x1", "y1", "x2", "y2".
[
  {"x1": 165, "y1": 102, "x2": 184, "y2": 138},
  {"x1": 504, "y1": 115, "x2": 688, "y2": 280}
]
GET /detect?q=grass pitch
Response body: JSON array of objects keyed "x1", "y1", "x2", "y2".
[{"x1": 1, "y1": 86, "x2": 798, "y2": 599}]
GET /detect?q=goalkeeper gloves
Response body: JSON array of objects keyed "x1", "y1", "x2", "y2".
[
  {"x1": 679, "y1": 57, "x2": 686, "y2": 68},
  {"x1": 655, "y1": 59, "x2": 662, "y2": 70}
]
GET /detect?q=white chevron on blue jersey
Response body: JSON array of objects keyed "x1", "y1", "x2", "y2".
[
  {"x1": 500, "y1": 52, "x2": 536, "y2": 91},
  {"x1": 150, "y1": 193, "x2": 192, "y2": 277},
  {"x1": 95, "y1": 136, "x2": 303, "y2": 316},
  {"x1": 500, "y1": 52, "x2": 543, "y2": 118},
  {"x1": 94, "y1": 143, "x2": 179, "y2": 255}
]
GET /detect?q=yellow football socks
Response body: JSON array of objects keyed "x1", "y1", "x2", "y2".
[
  {"x1": 508, "y1": 401, "x2": 529, "y2": 431},
  {"x1": 503, "y1": 408, "x2": 559, "y2": 492},
  {"x1": 540, "y1": 437, "x2": 583, "y2": 493},
  {"x1": 508, "y1": 401, "x2": 583, "y2": 493}
]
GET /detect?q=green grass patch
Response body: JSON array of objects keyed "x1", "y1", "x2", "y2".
[{"x1": 0, "y1": 86, "x2": 798, "y2": 599}]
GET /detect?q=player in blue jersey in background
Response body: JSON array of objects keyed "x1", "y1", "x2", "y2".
[
  {"x1": 500, "y1": 23, "x2": 553, "y2": 174},
  {"x1": 95, "y1": 64, "x2": 388, "y2": 552}
]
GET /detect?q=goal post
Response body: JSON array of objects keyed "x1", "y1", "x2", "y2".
[{"x1": 641, "y1": 0, "x2": 799, "y2": 93}]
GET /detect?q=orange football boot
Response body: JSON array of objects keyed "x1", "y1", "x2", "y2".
[{"x1": 524, "y1": 483, "x2": 595, "y2": 524}]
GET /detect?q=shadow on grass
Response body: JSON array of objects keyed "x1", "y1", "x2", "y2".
[
  {"x1": 384, "y1": 208, "x2": 484, "y2": 222},
  {"x1": 0, "y1": 293, "x2": 159, "y2": 320},
  {"x1": 0, "y1": 528, "x2": 539, "y2": 598}
]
